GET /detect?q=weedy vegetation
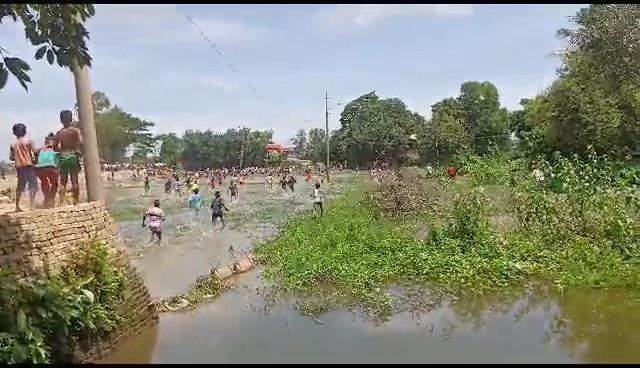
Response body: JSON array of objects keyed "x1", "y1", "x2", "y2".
[
  {"x1": 255, "y1": 151, "x2": 639, "y2": 319},
  {"x1": 0, "y1": 240, "x2": 126, "y2": 364}
]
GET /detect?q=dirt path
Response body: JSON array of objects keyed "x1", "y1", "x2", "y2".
[{"x1": 115, "y1": 174, "x2": 359, "y2": 299}]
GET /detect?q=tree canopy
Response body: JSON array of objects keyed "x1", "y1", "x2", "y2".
[
  {"x1": 288, "y1": 5, "x2": 639, "y2": 166},
  {"x1": 0, "y1": 4, "x2": 94, "y2": 90}
]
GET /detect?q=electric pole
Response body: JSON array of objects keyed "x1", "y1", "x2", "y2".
[
  {"x1": 239, "y1": 126, "x2": 249, "y2": 169},
  {"x1": 322, "y1": 92, "x2": 331, "y2": 183}
]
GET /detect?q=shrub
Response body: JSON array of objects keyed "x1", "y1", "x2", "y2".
[{"x1": 0, "y1": 240, "x2": 125, "y2": 364}]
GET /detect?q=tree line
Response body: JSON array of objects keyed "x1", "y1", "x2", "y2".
[
  {"x1": 3, "y1": 5, "x2": 637, "y2": 170},
  {"x1": 290, "y1": 5, "x2": 639, "y2": 166}
]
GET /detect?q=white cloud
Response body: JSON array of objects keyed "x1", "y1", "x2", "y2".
[
  {"x1": 91, "y1": 4, "x2": 271, "y2": 46},
  {"x1": 158, "y1": 72, "x2": 242, "y2": 93},
  {"x1": 319, "y1": 4, "x2": 474, "y2": 29}
]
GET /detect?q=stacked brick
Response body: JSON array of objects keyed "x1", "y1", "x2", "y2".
[{"x1": 0, "y1": 202, "x2": 158, "y2": 362}]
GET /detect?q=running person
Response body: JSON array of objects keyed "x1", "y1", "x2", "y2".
[
  {"x1": 210, "y1": 191, "x2": 229, "y2": 230},
  {"x1": 188, "y1": 187, "x2": 204, "y2": 222},
  {"x1": 53, "y1": 110, "x2": 82, "y2": 205},
  {"x1": 142, "y1": 199, "x2": 166, "y2": 245}
]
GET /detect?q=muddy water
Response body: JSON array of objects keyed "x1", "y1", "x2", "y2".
[
  {"x1": 101, "y1": 175, "x2": 640, "y2": 364},
  {"x1": 101, "y1": 272, "x2": 640, "y2": 364}
]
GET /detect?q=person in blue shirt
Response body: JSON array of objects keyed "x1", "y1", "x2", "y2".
[{"x1": 188, "y1": 187, "x2": 204, "y2": 222}]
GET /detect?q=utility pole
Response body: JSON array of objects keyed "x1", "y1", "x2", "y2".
[
  {"x1": 239, "y1": 126, "x2": 249, "y2": 169},
  {"x1": 71, "y1": 12, "x2": 103, "y2": 203},
  {"x1": 322, "y1": 92, "x2": 331, "y2": 183}
]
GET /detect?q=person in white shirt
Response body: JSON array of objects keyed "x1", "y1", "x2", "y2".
[{"x1": 312, "y1": 182, "x2": 324, "y2": 217}]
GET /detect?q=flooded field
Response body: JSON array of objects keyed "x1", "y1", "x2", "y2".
[{"x1": 100, "y1": 174, "x2": 640, "y2": 364}]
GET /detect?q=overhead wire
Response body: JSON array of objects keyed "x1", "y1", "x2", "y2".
[
  {"x1": 186, "y1": 16, "x2": 284, "y2": 114},
  {"x1": 185, "y1": 16, "x2": 513, "y2": 143}
]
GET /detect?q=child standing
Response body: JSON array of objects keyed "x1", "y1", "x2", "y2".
[
  {"x1": 10, "y1": 123, "x2": 37, "y2": 212},
  {"x1": 312, "y1": 182, "x2": 324, "y2": 217},
  {"x1": 188, "y1": 187, "x2": 204, "y2": 222},
  {"x1": 35, "y1": 134, "x2": 59, "y2": 208},
  {"x1": 228, "y1": 180, "x2": 238, "y2": 202},
  {"x1": 142, "y1": 199, "x2": 166, "y2": 245}
]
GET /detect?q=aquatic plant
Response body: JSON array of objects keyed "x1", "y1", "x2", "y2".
[
  {"x1": 0, "y1": 240, "x2": 125, "y2": 364},
  {"x1": 255, "y1": 154, "x2": 640, "y2": 317}
]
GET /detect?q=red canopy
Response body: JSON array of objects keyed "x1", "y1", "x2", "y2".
[{"x1": 266, "y1": 143, "x2": 285, "y2": 152}]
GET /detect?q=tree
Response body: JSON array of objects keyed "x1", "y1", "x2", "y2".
[
  {"x1": 77, "y1": 91, "x2": 155, "y2": 163},
  {"x1": 264, "y1": 151, "x2": 286, "y2": 168},
  {"x1": 290, "y1": 129, "x2": 308, "y2": 158},
  {"x1": 157, "y1": 133, "x2": 183, "y2": 167},
  {"x1": 177, "y1": 128, "x2": 274, "y2": 170},
  {"x1": 0, "y1": 4, "x2": 94, "y2": 90},
  {"x1": 337, "y1": 92, "x2": 422, "y2": 167},
  {"x1": 456, "y1": 81, "x2": 511, "y2": 154},
  {"x1": 428, "y1": 98, "x2": 471, "y2": 161},
  {"x1": 519, "y1": 5, "x2": 640, "y2": 159}
]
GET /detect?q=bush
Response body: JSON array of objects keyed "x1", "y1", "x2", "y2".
[
  {"x1": 0, "y1": 240, "x2": 125, "y2": 364},
  {"x1": 256, "y1": 155, "x2": 640, "y2": 317}
]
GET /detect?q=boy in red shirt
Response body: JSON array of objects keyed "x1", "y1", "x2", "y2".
[{"x1": 447, "y1": 164, "x2": 456, "y2": 179}]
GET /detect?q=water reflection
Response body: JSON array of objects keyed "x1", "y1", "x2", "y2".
[{"x1": 99, "y1": 279, "x2": 640, "y2": 364}]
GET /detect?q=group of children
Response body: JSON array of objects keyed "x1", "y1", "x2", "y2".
[
  {"x1": 142, "y1": 187, "x2": 230, "y2": 245},
  {"x1": 141, "y1": 174, "x2": 326, "y2": 245}
]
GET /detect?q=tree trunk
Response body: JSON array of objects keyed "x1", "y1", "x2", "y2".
[{"x1": 72, "y1": 62, "x2": 103, "y2": 202}]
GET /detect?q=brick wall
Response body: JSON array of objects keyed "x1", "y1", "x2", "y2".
[{"x1": 0, "y1": 202, "x2": 158, "y2": 363}]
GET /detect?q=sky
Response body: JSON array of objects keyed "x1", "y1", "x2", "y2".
[{"x1": 1, "y1": 4, "x2": 586, "y2": 150}]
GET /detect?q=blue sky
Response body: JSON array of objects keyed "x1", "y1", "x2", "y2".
[{"x1": 1, "y1": 4, "x2": 585, "y2": 149}]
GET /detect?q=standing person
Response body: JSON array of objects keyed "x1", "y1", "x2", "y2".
[
  {"x1": 164, "y1": 178, "x2": 172, "y2": 194},
  {"x1": 446, "y1": 164, "x2": 456, "y2": 179},
  {"x1": 34, "y1": 134, "x2": 59, "y2": 208},
  {"x1": 9, "y1": 123, "x2": 38, "y2": 212},
  {"x1": 266, "y1": 173, "x2": 274, "y2": 191},
  {"x1": 312, "y1": 182, "x2": 324, "y2": 217},
  {"x1": 287, "y1": 173, "x2": 297, "y2": 194},
  {"x1": 173, "y1": 176, "x2": 183, "y2": 197},
  {"x1": 144, "y1": 175, "x2": 150, "y2": 194},
  {"x1": 53, "y1": 110, "x2": 83, "y2": 205},
  {"x1": 228, "y1": 179, "x2": 238, "y2": 202},
  {"x1": 188, "y1": 187, "x2": 204, "y2": 222},
  {"x1": 142, "y1": 199, "x2": 166, "y2": 245},
  {"x1": 210, "y1": 191, "x2": 229, "y2": 230}
]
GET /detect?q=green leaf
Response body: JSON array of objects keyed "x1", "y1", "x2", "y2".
[
  {"x1": 0, "y1": 66, "x2": 8, "y2": 90},
  {"x1": 46, "y1": 49, "x2": 54, "y2": 65},
  {"x1": 16, "y1": 309, "x2": 27, "y2": 331},
  {"x1": 5, "y1": 57, "x2": 31, "y2": 72},
  {"x1": 34, "y1": 45, "x2": 46, "y2": 60}
]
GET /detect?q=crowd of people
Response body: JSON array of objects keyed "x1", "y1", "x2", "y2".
[{"x1": 139, "y1": 166, "x2": 327, "y2": 245}]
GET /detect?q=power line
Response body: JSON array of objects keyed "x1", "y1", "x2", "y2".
[{"x1": 186, "y1": 16, "x2": 283, "y2": 114}]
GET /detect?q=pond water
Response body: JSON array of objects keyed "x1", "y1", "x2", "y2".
[
  {"x1": 100, "y1": 175, "x2": 640, "y2": 364},
  {"x1": 100, "y1": 272, "x2": 640, "y2": 364}
]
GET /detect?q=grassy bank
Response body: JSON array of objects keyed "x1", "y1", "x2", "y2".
[{"x1": 255, "y1": 154, "x2": 639, "y2": 316}]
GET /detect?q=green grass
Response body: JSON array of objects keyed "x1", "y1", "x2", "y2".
[{"x1": 255, "y1": 170, "x2": 640, "y2": 317}]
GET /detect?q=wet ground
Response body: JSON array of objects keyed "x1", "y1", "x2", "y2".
[{"x1": 100, "y1": 174, "x2": 640, "y2": 364}]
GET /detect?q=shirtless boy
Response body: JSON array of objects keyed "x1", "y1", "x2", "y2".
[
  {"x1": 53, "y1": 110, "x2": 83, "y2": 205},
  {"x1": 10, "y1": 123, "x2": 38, "y2": 211}
]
